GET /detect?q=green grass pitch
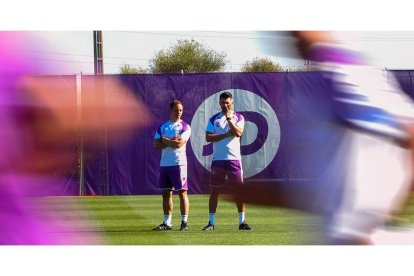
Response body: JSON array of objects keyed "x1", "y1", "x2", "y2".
[{"x1": 32, "y1": 193, "x2": 414, "y2": 245}]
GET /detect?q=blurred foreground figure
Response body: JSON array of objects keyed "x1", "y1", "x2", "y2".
[
  {"x1": 229, "y1": 31, "x2": 414, "y2": 245},
  {"x1": 0, "y1": 32, "x2": 151, "y2": 244}
]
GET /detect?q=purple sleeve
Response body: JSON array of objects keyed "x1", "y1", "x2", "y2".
[
  {"x1": 235, "y1": 112, "x2": 245, "y2": 129},
  {"x1": 180, "y1": 121, "x2": 191, "y2": 141}
]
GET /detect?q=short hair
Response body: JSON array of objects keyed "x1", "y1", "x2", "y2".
[
  {"x1": 169, "y1": 99, "x2": 183, "y2": 110},
  {"x1": 219, "y1": 91, "x2": 232, "y2": 100}
]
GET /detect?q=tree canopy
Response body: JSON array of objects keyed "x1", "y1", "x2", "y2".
[
  {"x1": 149, "y1": 39, "x2": 227, "y2": 73},
  {"x1": 241, "y1": 57, "x2": 284, "y2": 72},
  {"x1": 119, "y1": 64, "x2": 147, "y2": 74}
]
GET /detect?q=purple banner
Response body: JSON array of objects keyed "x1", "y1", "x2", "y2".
[{"x1": 75, "y1": 71, "x2": 414, "y2": 195}]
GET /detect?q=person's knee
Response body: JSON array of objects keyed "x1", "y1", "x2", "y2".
[
  {"x1": 178, "y1": 190, "x2": 188, "y2": 199},
  {"x1": 210, "y1": 187, "x2": 220, "y2": 197},
  {"x1": 162, "y1": 190, "x2": 172, "y2": 199}
]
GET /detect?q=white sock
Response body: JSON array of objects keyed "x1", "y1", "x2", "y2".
[
  {"x1": 181, "y1": 215, "x2": 188, "y2": 223},
  {"x1": 209, "y1": 213, "x2": 216, "y2": 225},
  {"x1": 164, "y1": 214, "x2": 172, "y2": 226},
  {"x1": 239, "y1": 212, "x2": 245, "y2": 225}
]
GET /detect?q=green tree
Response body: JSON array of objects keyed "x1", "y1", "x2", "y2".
[
  {"x1": 241, "y1": 57, "x2": 284, "y2": 72},
  {"x1": 150, "y1": 39, "x2": 227, "y2": 73},
  {"x1": 119, "y1": 64, "x2": 147, "y2": 74}
]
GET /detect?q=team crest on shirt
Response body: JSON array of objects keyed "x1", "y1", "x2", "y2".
[{"x1": 215, "y1": 121, "x2": 220, "y2": 127}]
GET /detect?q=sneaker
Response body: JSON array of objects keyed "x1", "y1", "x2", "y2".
[
  {"x1": 180, "y1": 221, "x2": 189, "y2": 231},
  {"x1": 152, "y1": 223, "x2": 172, "y2": 231},
  {"x1": 239, "y1": 222, "x2": 252, "y2": 230},
  {"x1": 202, "y1": 222, "x2": 215, "y2": 231}
]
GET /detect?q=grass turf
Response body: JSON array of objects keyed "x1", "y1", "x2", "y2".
[
  {"x1": 33, "y1": 193, "x2": 414, "y2": 245},
  {"x1": 34, "y1": 194, "x2": 326, "y2": 245}
]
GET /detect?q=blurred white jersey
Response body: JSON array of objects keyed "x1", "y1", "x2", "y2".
[
  {"x1": 309, "y1": 42, "x2": 414, "y2": 140},
  {"x1": 309, "y1": 42, "x2": 414, "y2": 243}
]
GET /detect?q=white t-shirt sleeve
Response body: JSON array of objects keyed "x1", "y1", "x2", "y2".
[{"x1": 181, "y1": 125, "x2": 191, "y2": 141}]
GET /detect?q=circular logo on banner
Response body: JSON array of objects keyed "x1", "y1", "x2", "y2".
[{"x1": 190, "y1": 89, "x2": 280, "y2": 178}]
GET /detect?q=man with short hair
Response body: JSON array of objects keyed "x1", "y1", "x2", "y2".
[
  {"x1": 153, "y1": 100, "x2": 191, "y2": 231},
  {"x1": 202, "y1": 91, "x2": 252, "y2": 231}
]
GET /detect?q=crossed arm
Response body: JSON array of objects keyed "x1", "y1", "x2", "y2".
[{"x1": 154, "y1": 136, "x2": 186, "y2": 149}]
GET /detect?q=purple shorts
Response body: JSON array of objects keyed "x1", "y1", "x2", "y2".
[
  {"x1": 159, "y1": 165, "x2": 188, "y2": 191},
  {"x1": 210, "y1": 160, "x2": 244, "y2": 187}
]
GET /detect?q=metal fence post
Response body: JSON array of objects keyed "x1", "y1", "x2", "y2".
[{"x1": 76, "y1": 73, "x2": 84, "y2": 195}]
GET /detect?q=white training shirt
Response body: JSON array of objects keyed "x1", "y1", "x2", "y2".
[
  {"x1": 206, "y1": 111, "x2": 244, "y2": 161},
  {"x1": 154, "y1": 120, "x2": 191, "y2": 166},
  {"x1": 310, "y1": 42, "x2": 414, "y2": 141}
]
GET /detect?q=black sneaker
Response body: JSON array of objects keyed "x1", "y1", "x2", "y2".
[
  {"x1": 202, "y1": 222, "x2": 215, "y2": 231},
  {"x1": 180, "y1": 221, "x2": 189, "y2": 231},
  {"x1": 152, "y1": 223, "x2": 172, "y2": 231},
  {"x1": 239, "y1": 222, "x2": 252, "y2": 230}
]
